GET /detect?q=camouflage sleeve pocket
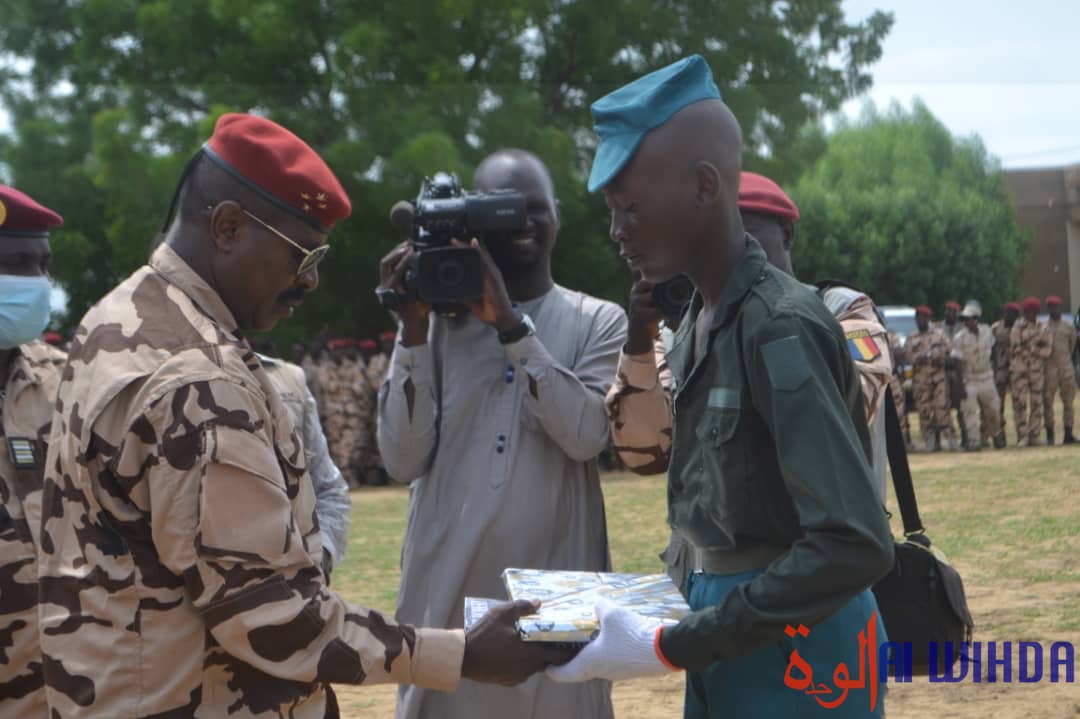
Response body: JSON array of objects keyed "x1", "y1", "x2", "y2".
[{"x1": 199, "y1": 425, "x2": 294, "y2": 563}]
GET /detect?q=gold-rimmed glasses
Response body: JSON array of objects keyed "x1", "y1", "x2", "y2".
[{"x1": 242, "y1": 209, "x2": 330, "y2": 277}]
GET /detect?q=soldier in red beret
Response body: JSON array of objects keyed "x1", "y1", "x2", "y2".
[
  {"x1": 908, "y1": 304, "x2": 958, "y2": 451},
  {"x1": 39, "y1": 115, "x2": 568, "y2": 719},
  {"x1": 0, "y1": 184, "x2": 68, "y2": 718},
  {"x1": 1043, "y1": 295, "x2": 1077, "y2": 444},
  {"x1": 1008, "y1": 297, "x2": 1052, "y2": 446},
  {"x1": 991, "y1": 302, "x2": 1021, "y2": 438}
]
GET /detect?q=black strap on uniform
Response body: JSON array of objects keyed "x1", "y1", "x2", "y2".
[{"x1": 883, "y1": 388, "x2": 925, "y2": 536}]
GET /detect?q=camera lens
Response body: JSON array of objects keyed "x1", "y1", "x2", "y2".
[{"x1": 436, "y1": 259, "x2": 465, "y2": 288}]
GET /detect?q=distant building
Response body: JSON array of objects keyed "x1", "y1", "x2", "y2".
[{"x1": 1003, "y1": 163, "x2": 1080, "y2": 312}]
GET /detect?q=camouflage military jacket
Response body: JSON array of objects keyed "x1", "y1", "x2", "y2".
[
  {"x1": 1044, "y1": 318, "x2": 1077, "y2": 369},
  {"x1": 38, "y1": 245, "x2": 463, "y2": 718},
  {"x1": 1009, "y1": 318, "x2": 1052, "y2": 373},
  {"x1": 906, "y1": 328, "x2": 949, "y2": 381},
  {"x1": 990, "y1": 320, "x2": 1013, "y2": 376},
  {"x1": 0, "y1": 340, "x2": 65, "y2": 717}
]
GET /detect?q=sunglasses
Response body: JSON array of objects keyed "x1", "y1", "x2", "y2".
[{"x1": 242, "y1": 209, "x2": 330, "y2": 277}]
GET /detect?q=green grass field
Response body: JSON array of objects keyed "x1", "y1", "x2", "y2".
[{"x1": 332, "y1": 407, "x2": 1080, "y2": 717}]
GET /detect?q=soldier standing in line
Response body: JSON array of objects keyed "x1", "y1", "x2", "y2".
[
  {"x1": 0, "y1": 185, "x2": 67, "y2": 717},
  {"x1": 991, "y1": 302, "x2": 1019, "y2": 441},
  {"x1": 938, "y1": 300, "x2": 965, "y2": 446},
  {"x1": 1042, "y1": 295, "x2": 1077, "y2": 445},
  {"x1": 952, "y1": 301, "x2": 1004, "y2": 450},
  {"x1": 1010, "y1": 296, "x2": 1053, "y2": 447},
  {"x1": 909, "y1": 305, "x2": 958, "y2": 451}
]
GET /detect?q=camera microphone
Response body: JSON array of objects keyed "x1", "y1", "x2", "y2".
[{"x1": 390, "y1": 201, "x2": 415, "y2": 238}]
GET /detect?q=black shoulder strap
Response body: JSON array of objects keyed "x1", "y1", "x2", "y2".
[{"x1": 883, "y1": 388, "x2": 924, "y2": 535}]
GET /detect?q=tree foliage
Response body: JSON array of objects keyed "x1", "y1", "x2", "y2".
[
  {"x1": 0, "y1": 0, "x2": 892, "y2": 343},
  {"x1": 790, "y1": 100, "x2": 1028, "y2": 318}
]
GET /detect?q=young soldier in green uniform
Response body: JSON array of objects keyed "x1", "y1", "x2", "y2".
[{"x1": 548, "y1": 55, "x2": 894, "y2": 718}]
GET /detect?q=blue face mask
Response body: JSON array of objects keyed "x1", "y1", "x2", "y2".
[{"x1": 0, "y1": 275, "x2": 52, "y2": 350}]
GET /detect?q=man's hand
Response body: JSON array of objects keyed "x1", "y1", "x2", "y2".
[
  {"x1": 378, "y1": 241, "x2": 431, "y2": 346},
  {"x1": 626, "y1": 273, "x2": 663, "y2": 356},
  {"x1": 462, "y1": 600, "x2": 578, "y2": 686},
  {"x1": 454, "y1": 238, "x2": 520, "y2": 333},
  {"x1": 546, "y1": 600, "x2": 679, "y2": 683}
]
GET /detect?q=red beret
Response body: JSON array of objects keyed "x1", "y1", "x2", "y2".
[
  {"x1": 380, "y1": 330, "x2": 397, "y2": 341},
  {"x1": 1004, "y1": 302, "x2": 1020, "y2": 312},
  {"x1": 1022, "y1": 296, "x2": 1041, "y2": 313},
  {"x1": 0, "y1": 185, "x2": 63, "y2": 237},
  {"x1": 945, "y1": 301, "x2": 961, "y2": 311},
  {"x1": 327, "y1": 338, "x2": 352, "y2": 350},
  {"x1": 357, "y1": 339, "x2": 376, "y2": 351},
  {"x1": 204, "y1": 113, "x2": 350, "y2": 232},
  {"x1": 916, "y1": 305, "x2": 932, "y2": 317},
  {"x1": 738, "y1": 172, "x2": 799, "y2": 223},
  {"x1": 1046, "y1": 295, "x2": 1063, "y2": 306},
  {"x1": 42, "y1": 331, "x2": 63, "y2": 345}
]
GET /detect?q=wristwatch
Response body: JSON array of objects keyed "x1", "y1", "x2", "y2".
[{"x1": 498, "y1": 313, "x2": 536, "y2": 345}]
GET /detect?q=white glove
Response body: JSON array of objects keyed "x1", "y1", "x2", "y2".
[{"x1": 546, "y1": 599, "x2": 680, "y2": 682}]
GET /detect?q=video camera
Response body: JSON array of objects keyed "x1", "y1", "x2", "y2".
[{"x1": 377, "y1": 172, "x2": 528, "y2": 317}]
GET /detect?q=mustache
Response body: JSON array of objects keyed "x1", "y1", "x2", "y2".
[{"x1": 278, "y1": 288, "x2": 306, "y2": 304}]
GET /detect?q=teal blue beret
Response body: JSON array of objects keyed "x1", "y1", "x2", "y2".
[{"x1": 588, "y1": 55, "x2": 721, "y2": 193}]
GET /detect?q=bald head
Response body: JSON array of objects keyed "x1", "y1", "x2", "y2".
[
  {"x1": 474, "y1": 149, "x2": 555, "y2": 197},
  {"x1": 471, "y1": 148, "x2": 559, "y2": 287}
]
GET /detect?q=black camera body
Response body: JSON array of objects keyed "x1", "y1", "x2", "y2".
[{"x1": 381, "y1": 172, "x2": 527, "y2": 316}]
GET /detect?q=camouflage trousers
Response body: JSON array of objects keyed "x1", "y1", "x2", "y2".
[
  {"x1": 913, "y1": 375, "x2": 954, "y2": 446},
  {"x1": 888, "y1": 374, "x2": 908, "y2": 435},
  {"x1": 1011, "y1": 369, "x2": 1045, "y2": 443},
  {"x1": 961, "y1": 374, "x2": 1001, "y2": 449},
  {"x1": 1043, "y1": 364, "x2": 1076, "y2": 432}
]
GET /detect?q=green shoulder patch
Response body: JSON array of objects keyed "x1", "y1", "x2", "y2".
[{"x1": 761, "y1": 335, "x2": 810, "y2": 391}]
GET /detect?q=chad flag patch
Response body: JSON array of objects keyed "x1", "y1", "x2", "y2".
[{"x1": 846, "y1": 330, "x2": 882, "y2": 362}]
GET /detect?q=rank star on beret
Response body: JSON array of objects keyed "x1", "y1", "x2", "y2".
[
  {"x1": 738, "y1": 172, "x2": 800, "y2": 222},
  {"x1": 0, "y1": 185, "x2": 64, "y2": 237},
  {"x1": 588, "y1": 54, "x2": 721, "y2": 193},
  {"x1": 203, "y1": 113, "x2": 351, "y2": 232}
]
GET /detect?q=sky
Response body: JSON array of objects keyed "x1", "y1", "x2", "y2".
[
  {"x1": 841, "y1": 0, "x2": 1080, "y2": 169},
  {"x1": 1, "y1": 1, "x2": 1077, "y2": 171}
]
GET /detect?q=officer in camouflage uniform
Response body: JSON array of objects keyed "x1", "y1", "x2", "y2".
[
  {"x1": 37, "y1": 114, "x2": 567, "y2": 719},
  {"x1": 1042, "y1": 295, "x2": 1077, "y2": 445},
  {"x1": 0, "y1": 185, "x2": 66, "y2": 718},
  {"x1": 991, "y1": 302, "x2": 1019, "y2": 440},
  {"x1": 908, "y1": 305, "x2": 957, "y2": 451},
  {"x1": 1010, "y1": 296, "x2": 1053, "y2": 447}
]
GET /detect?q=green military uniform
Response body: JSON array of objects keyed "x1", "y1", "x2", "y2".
[{"x1": 658, "y1": 237, "x2": 893, "y2": 716}]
